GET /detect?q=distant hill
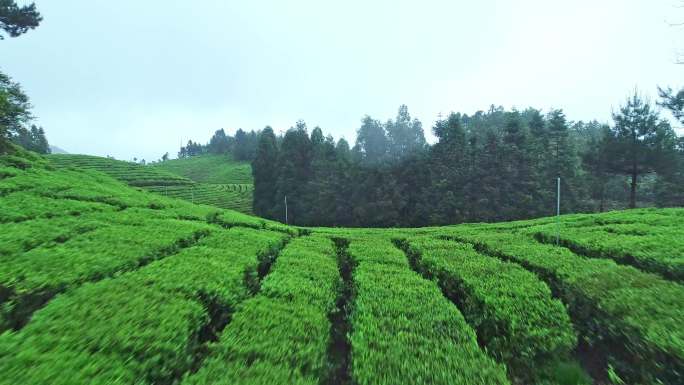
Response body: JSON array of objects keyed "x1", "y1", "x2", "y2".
[
  {"x1": 46, "y1": 154, "x2": 253, "y2": 214},
  {"x1": 151, "y1": 154, "x2": 253, "y2": 184},
  {"x1": 49, "y1": 145, "x2": 68, "y2": 154}
]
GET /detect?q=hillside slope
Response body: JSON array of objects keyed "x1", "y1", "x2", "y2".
[
  {"x1": 47, "y1": 154, "x2": 253, "y2": 214},
  {"x1": 2, "y1": 147, "x2": 683, "y2": 385},
  {"x1": 151, "y1": 154, "x2": 253, "y2": 184}
]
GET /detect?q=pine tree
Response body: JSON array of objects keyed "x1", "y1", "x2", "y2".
[
  {"x1": 0, "y1": 0, "x2": 42, "y2": 39},
  {"x1": 607, "y1": 92, "x2": 661, "y2": 208},
  {"x1": 546, "y1": 109, "x2": 582, "y2": 212},
  {"x1": 274, "y1": 121, "x2": 312, "y2": 224},
  {"x1": 252, "y1": 127, "x2": 279, "y2": 217}
]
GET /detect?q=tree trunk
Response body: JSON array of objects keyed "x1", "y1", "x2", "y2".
[{"x1": 629, "y1": 167, "x2": 637, "y2": 209}]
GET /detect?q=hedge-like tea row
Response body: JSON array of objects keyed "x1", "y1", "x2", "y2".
[
  {"x1": 529, "y1": 224, "x2": 684, "y2": 282},
  {"x1": 0, "y1": 191, "x2": 113, "y2": 222},
  {"x1": 406, "y1": 237, "x2": 577, "y2": 381},
  {"x1": 150, "y1": 154, "x2": 253, "y2": 185},
  {"x1": 347, "y1": 238, "x2": 510, "y2": 385},
  {"x1": 183, "y1": 235, "x2": 339, "y2": 385},
  {"x1": 0, "y1": 214, "x2": 213, "y2": 331},
  {"x1": 0, "y1": 215, "x2": 102, "y2": 258},
  {"x1": 442, "y1": 228, "x2": 684, "y2": 384},
  {"x1": 0, "y1": 228, "x2": 286, "y2": 385},
  {"x1": 144, "y1": 183, "x2": 253, "y2": 214},
  {"x1": 48, "y1": 154, "x2": 193, "y2": 186}
]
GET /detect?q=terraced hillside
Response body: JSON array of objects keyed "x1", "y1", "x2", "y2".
[
  {"x1": 48, "y1": 154, "x2": 253, "y2": 214},
  {"x1": 150, "y1": 154, "x2": 253, "y2": 185},
  {"x1": 3, "y1": 147, "x2": 683, "y2": 385},
  {"x1": 48, "y1": 154, "x2": 193, "y2": 187}
]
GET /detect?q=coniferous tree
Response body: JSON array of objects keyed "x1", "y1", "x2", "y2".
[
  {"x1": 428, "y1": 113, "x2": 467, "y2": 224},
  {"x1": 386, "y1": 104, "x2": 427, "y2": 160},
  {"x1": 658, "y1": 86, "x2": 684, "y2": 124},
  {"x1": 607, "y1": 92, "x2": 662, "y2": 208},
  {"x1": 581, "y1": 124, "x2": 612, "y2": 211},
  {"x1": 355, "y1": 115, "x2": 388, "y2": 165},
  {"x1": 0, "y1": 71, "x2": 32, "y2": 152},
  {"x1": 274, "y1": 121, "x2": 312, "y2": 224},
  {"x1": 0, "y1": 0, "x2": 42, "y2": 39},
  {"x1": 546, "y1": 109, "x2": 582, "y2": 212},
  {"x1": 207, "y1": 128, "x2": 230, "y2": 154},
  {"x1": 501, "y1": 111, "x2": 536, "y2": 219},
  {"x1": 252, "y1": 127, "x2": 279, "y2": 217}
]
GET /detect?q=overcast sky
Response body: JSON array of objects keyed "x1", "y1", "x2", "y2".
[{"x1": 2, "y1": 0, "x2": 683, "y2": 160}]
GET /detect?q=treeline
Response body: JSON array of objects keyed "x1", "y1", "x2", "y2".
[
  {"x1": 0, "y1": 71, "x2": 50, "y2": 154},
  {"x1": 0, "y1": 3, "x2": 48, "y2": 154},
  {"x1": 178, "y1": 128, "x2": 259, "y2": 161},
  {"x1": 252, "y1": 94, "x2": 684, "y2": 227}
]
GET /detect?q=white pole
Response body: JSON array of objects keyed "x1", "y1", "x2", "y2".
[
  {"x1": 556, "y1": 177, "x2": 561, "y2": 246},
  {"x1": 284, "y1": 195, "x2": 288, "y2": 224}
]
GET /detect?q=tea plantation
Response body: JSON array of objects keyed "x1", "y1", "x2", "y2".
[
  {"x1": 48, "y1": 154, "x2": 253, "y2": 214},
  {"x1": 2, "y1": 147, "x2": 682, "y2": 384}
]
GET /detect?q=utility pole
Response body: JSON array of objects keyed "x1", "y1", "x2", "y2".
[
  {"x1": 284, "y1": 195, "x2": 288, "y2": 224},
  {"x1": 556, "y1": 177, "x2": 561, "y2": 246}
]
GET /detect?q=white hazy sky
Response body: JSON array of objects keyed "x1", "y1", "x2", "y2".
[{"x1": 2, "y1": 0, "x2": 683, "y2": 160}]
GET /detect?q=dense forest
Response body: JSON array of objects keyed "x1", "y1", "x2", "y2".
[
  {"x1": 244, "y1": 97, "x2": 683, "y2": 227},
  {"x1": 178, "y1": 93, "x2": 684, "y2": 227}
]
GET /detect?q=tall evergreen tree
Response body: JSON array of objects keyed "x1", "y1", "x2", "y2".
[
  {"x1": 386, "y1": 104, "x2": 426, "y2": 160},
  {"x1": 207, "y1": 128, "x2": 230, "y2": 154},
  {"x1": 252, "y1": 127, "x2": 279, "y2": 217},
  {"x1": 233, "y1": 129, "x2": 250, "y2": 160},
  {"x1": 546, "y1": 109, "x2": 582, "y2": 212},
  {"x1": 501, "y1": 111, "x2": 536, "y2": 218},
  {"x1": 355, "y1": 115, "x2": 388, "y2": 165},
  {"x1": 274, "y1": 121, "x2": 312, "y2": 224},
  {"x1": 607, "y1": 92, "x2": 662, "y2": 208},
  {"x1": 428, "y1": 113, "x2": 467, "y2": 224},
  {"x1": 581, "y1": 124, "x2": 612, "y2": 211}
]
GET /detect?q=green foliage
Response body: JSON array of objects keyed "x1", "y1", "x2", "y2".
[
  {"x1": 49, "y1": 154, "x2": 193, "y2": 187},
  {"x1": 184, "y1": 236, "x2": 339, "y2": 385},
  {"x1": 406, "y1": 237, "x2": 577, "y2": 382},
  {"x1": 528, "y1": 221, "x2": 684, "y2": 282},
  {"x1": 0, "y1": 0, "x2": 42, "y2": 39},
  {"x1": 1, "y1": 148, "x2": 682, "y2": 383},
  {"x1": 151, "y1": 153, "x2": 253, "y2": 184},
  {"x1": 606, "y1": 91, "x2": 673, "y2": 208},
  {"x1": 252, "y1": 127, "x2": 279, "y2": 217},
  {"x1": 438, "y1": 225, "x2": 684, "y2": 384},
  {"x1": 0, "y1": 228, "x2": 286, "y2": 384},
  {"x1": 254, "y1": 104, "x2": 683, "y2": 227},
  {"x1": 49, "y1": 154, "x2": 255, "y2": 213},
  {"x1": 0, "y1": 71, "x2": 32, "y2": 152},
  {"x1": 347, "y1": 238, "x2": 510, "y2": 385},
  {"x1": 10, "y1": 124, "x2": 49, "y2": 154}
]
